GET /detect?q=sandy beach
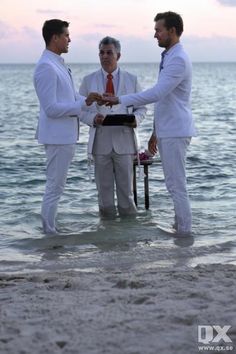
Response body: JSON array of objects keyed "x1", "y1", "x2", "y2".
[{"x1": 0, "y1": 263, "x2": 235, "y2": 354}]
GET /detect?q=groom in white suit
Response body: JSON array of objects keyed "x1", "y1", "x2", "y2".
[
  {"x1": 102, "y1": 13, "x2": 197, "y2": 235},
  {"x1": 79, "y1": 37, "x2": 146, "y2": 217},
  {"x1": 34, "y1": 19, "x2": 101, "y2": 234}
]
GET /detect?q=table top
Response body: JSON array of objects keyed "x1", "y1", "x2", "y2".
[{"x1": 133, "y1": 158, "x2": 156, "y2": 166}]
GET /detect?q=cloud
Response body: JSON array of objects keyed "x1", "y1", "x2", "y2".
[
  {"x1": 216, "y1": 0, "x2": 236, "y2": 6},
  {"x1": 71, "y1": 34, "x2": 158, "y2": 63},
  {"x1": 0, "y1": 21, "x2": 40, "y2": 43},
  {"x1": 78, "y1": 32, "x2": 107, "y2": 43},
  {"x1": 0, "y1": 20, "x2": 17, "y2": 40},
  {"x1": 182, "y1": 35, "x2": 236, "y2": 61},
  {"x1": 94, "y1": 24, "x2": 118, "y2": 29},
  {"x1": 1, "y1": 30, "x2": 236, "y2": 63},
  {"x1": 22, "y1": 26, "x2": 40, "y2": 39},
  {"x1": 70, "y1": 32, "x2": 236, "y2": 63},
  {"x1": 36, "y1": 9, "x2": 65, "y2": 15},
  {"x1": 77, "y1": 26, "x2": 120, "y2": 43},
  {"x1": 0, "y1": 24, "x2": 38, "y2": 42}
]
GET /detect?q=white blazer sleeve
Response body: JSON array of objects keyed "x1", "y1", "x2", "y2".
[
  {"x1": 133, "y1": 78, "x2": 147, "y2": 127},
  {"x1": 79, "y1": 77, "x2": 98, "y2": 127},
  {"x1": 120, "y1": 57, "x2": 186, "y2": 107}
]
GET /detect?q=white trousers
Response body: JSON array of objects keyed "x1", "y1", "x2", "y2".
[
  {"x1": 158, "y1": 138, "x2": 192, "y2": 234},
  {"x1": 41, "y1": 144, "x2": 76, "y2": 234},
  {"x1": 94, "y1": 151, "x2": 137, "y2": 217}
]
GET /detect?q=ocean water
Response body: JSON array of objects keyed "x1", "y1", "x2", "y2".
[{"x1": 0, "y1": 62, "x2": 236, "y2": 273}]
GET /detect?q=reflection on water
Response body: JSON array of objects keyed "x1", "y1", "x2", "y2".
[{"x1": 1, "y1": 213, "x2": 235, "y2": 274}]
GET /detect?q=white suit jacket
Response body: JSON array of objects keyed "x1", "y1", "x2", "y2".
[
  {"x1": 34, "y1": 49, "x2": 86, "y2": 144},
  {"x1": 79, "y1": 69, "x2": 146, "y2": 155},
  {"x1": 119, "y1": 43, "x2": 196, "y2": 138}
]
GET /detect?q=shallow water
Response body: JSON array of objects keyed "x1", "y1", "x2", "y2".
[{"x1": 0, "y1": 62, "x2": 236, "y2": 272}]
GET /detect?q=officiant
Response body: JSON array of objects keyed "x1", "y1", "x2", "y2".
[{"x1": 79, "y1": 36, "x2": 146, "y2": 218}]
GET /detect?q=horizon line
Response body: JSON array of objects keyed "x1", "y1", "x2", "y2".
[{"x1": 0, "y1": 60, "x2": 236, "y2": 65}]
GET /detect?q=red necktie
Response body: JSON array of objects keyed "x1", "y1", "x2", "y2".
[{"x1": 105, "y1": 73, "x2": 115, "y2": 95}]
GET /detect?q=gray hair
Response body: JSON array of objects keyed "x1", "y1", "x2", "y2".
[{"x1": 99, "y1": 36, "x2": 121, "y2": 53}]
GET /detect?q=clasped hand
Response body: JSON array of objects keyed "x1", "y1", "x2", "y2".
[{"x1": 85, "y1": 92, "x2": 119, "y2": 106}]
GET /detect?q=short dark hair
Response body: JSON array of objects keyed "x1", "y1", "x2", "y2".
[
  {"x1": 154, "y1": 11, "x2": 183, "y2": 37},
  {"x1": 42, "y1": 19, "x2": 69, "y2": 46},
  {"x1": 99, "y1": 36, "x2": 121, "y2": 53}
]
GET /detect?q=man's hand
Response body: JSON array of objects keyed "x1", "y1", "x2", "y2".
[
  {"x1": 94, "y1": 113, "x2": 105, "y2": 126},
  {"x1": 102, "y1": 94, "x2": 119, "y2": 106},
  {"x1": 85, "y1": 92, "x2": 103, "y2": 106},
  {"x1": 148, "y1": 134, "x2": 158, "y2": 155}
]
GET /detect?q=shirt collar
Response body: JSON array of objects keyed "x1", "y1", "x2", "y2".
[
  {"x1": 101, "y1": 67, "x2": 119, "y2": 79},
  {"x1": 44, "y1": 49, "x2": 65, "y2": 65},
  {"x1": 163, "y1": 42, "x2": 181, "y2": 57}
]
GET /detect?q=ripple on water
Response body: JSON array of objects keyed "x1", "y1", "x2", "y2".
[{"x1": 0, "y1": 63, "x2": 236, "y2": 270}]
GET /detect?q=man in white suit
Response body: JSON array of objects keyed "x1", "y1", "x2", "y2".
[
  {"x1": 102, "y1": 13, "x2": 197, "y2": 235},
  {"x1": 34, "y1": 19, "x2": 102, "y2": 234},
  {"x1": 79, "y1": 36, "x2": 146, "y2": 218}
]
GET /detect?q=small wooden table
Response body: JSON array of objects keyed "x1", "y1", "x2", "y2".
[{"x1": 133, "y1": 159, "x2": 154, "y2": 210}]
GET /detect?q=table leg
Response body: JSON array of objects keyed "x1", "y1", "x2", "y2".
[
  {"x1": 133, "y1": 164, "x2": 137, "y2": 206},
  {"x1": 144, "y1": 164, "x2": 149, "y2": 209}
]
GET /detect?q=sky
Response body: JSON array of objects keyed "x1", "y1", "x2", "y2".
[{"x1": 1, "y1": 0, "x2": 236, "y2": 63}]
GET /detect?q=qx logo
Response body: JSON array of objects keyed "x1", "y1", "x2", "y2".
[{"x1": 198, "y1": 325, "x2": 232, "y2": 344}]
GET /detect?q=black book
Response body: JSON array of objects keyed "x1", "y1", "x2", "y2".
[{"x1": 102, "y1": 114, "x2": 135, "y2": 126}]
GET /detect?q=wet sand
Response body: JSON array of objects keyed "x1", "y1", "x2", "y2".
[{"x1": 0, "y1": 263, "x2": 235, "y2": 354}]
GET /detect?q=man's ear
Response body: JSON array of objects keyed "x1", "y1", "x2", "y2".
[
  {"x1": 52, "y1": 34, "x2": 59, "y2": 42},
  {"x1": 117, "y1": 53, "x2": 121, "y2": 61},
  {"x1": 169, "y1": 27, "x2": 176, "y2": 35}
]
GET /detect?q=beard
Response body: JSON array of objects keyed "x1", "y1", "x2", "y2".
[{"x1": 158, "y1": 37, "x2": 171, "y2": 49}]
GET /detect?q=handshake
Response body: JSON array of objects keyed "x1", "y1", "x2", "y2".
[{"x1": 85, "y1": 93, "x2": 119, "y2": 106}]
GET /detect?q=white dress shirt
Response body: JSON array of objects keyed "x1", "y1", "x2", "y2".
[{"x1": 101, "y1": 67, "x2": 119, "y2": 93}]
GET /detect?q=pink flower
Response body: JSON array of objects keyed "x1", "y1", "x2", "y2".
[{"x1": 139, "y1": 152, "x2": 150, "y2": 161}]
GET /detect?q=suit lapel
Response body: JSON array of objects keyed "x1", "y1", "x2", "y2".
[
  {"x1": 95, "y1": 70, "x2": 105, "y2": 93},
  {"x1": 53, "y1": 57, "x2": 75, "y2": 92},
  {"x1": 117, "y1": 70, "x2": 126, "y2": 95}
]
